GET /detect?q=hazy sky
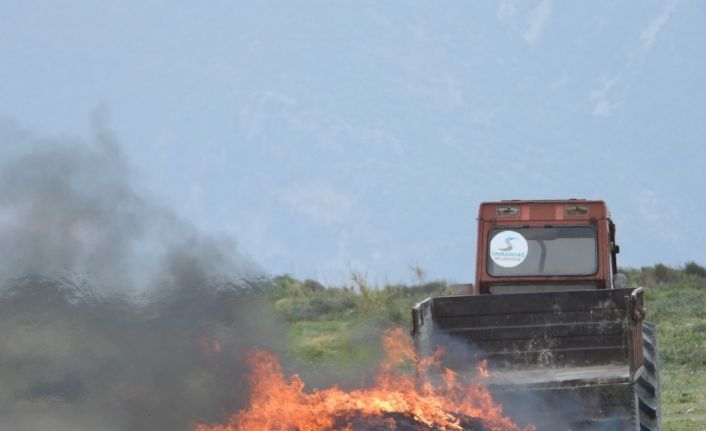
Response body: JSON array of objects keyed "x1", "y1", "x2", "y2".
[{"x1": 2, "y1": 0, "x2": 704, "y2": 284}]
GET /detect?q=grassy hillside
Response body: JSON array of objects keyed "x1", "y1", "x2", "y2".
[
  {"x1": 269, "y1": 264, "x2": 706, "y2": 430},
  {"x1": 267, "y1": 274, "x2": 454, "y2": 368},
  {"x1": 624, "y1": 265, "x2": 706, "y2": 430}
]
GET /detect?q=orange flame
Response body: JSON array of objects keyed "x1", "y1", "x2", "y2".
[{"x1": 194, "y1": 328, "x2": 533, "y2": 431}]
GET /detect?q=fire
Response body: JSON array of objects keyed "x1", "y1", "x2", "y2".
[{"x1": 194, "y1": 328, "x2": 533, "y2": 431}]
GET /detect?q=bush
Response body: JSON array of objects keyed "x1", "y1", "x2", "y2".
[
  {"x1": 654, "y1": 263, "x2": 679, "y2": 284},
  {"x1": 309, "y1": 296, "x2": 356, "y2": 316},
  {"x1": 685, "y1": 261, "x2": 706, "y2": 278},
  {"x1": 272, "y1": 274, "x2": 305, "y2": 298},
  {"x1": 304, "y1": 279, "x2": 326, "y2": 292},
  {"x1": 274, "y1": 297, "x2": 313, "y2": 321},
  {"x1": 640, "y1": 266, "x2": 657, "y2": 288}
]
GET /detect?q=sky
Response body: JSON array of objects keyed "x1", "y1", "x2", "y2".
[{"x1": 1, "y1": 0, "x2": 705, "y2": 285}]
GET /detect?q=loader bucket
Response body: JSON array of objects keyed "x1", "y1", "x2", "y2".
[{"x1": 412, "y1": 288, "x2": 653, "y2": 430}]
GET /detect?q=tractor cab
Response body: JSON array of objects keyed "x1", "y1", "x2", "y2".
[{"x1": 474, "y1": 200, "x2": 622, "y2": 295}]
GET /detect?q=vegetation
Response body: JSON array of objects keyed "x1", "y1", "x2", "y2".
[
  {"x1": 270, "y1": 264, "x2": 706, "y2": 430},
  {"x1": 267, "y1": 273, "x2": 458, "y2": 367},
  {"x1": 624, "y1": 264, "x2": 706, "y2": 430}
]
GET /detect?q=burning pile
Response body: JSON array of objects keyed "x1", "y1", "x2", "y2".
[{"x1": 194, "y1": 328, "x2": 533, "y2": 431}]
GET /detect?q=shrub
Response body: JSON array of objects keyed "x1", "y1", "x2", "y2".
[
  {"x1": 274, "y1": 297, "x2": 313, "y2": 321},
  {"x1": 654, "y1": 263, "x2": 679, "y2": 283},
  {"x1": 685, "y1": 261, "x2": 706, "y2": 278},
  {"x1": 639, "y1": 267, "x2": 657, "y2": 288},
  {"x1": 304, "y1": 279, "x2": 326, "y2": 292},
  {"x1": 309, "y1": 296, "x2": 356, "y2": 316},
  {"x1": 272, "y1": 274, "x2": 305, "y2": 297}
]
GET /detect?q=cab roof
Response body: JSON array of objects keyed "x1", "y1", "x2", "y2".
[{"x1": 479, "y1": 199, "x2": 609, "y2": 222}]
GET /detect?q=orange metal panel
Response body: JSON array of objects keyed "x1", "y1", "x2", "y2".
[{"x1": 475, "y1": 199, "x2": 611, "y2": 295}]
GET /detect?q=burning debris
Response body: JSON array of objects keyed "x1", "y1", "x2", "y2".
[
  {"x1": 195, "y1": 329, "x2": 533, "y2": 431},
  {"x1": 331, "y1": 412, "x2": 491, "y2": 431}
]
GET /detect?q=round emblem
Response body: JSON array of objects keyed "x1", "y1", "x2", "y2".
[{"x1": 489, "y1": 230, "x2": 528, "y2": 268}]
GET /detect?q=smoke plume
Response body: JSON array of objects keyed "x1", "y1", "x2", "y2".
[{"x1": 0, "y1": 119, "x2": 284, "y2": 431}]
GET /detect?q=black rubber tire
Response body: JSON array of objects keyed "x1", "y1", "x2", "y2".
[{"x1": 637, "y1": 321, "x2": 661, "y2": 431}]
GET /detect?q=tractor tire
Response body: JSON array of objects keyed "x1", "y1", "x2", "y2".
[{"x1": 637, "y1": 321, "x2": 661, "y2": 431}]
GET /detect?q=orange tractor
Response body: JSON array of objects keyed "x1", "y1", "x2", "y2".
[{"x1": 412, "y1": 200, "x2": 660, "y2": 430}]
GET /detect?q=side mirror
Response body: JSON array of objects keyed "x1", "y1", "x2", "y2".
[{"x1": 612, "y1": 272, "x2": 629, "y2": 289}]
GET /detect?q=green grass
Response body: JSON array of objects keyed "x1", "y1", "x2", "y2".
[
  {"x1": 288, "y1": 320, "x2": 370, "y2": 363},
  {"x1": 643, "y1": 276, "x2": 706, "y2": 430},
  {"x1": 661, "y1": 367, "x2": 706, "y2": 430},
  {"x1": 268, "y1": 274, "x2": 453, "y2": 368},
  {"x1": 271, "y1": 265, "x2": 706, "y2": 430}
]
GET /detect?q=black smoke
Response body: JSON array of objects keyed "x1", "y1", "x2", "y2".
[{"x1": 0, "y1": 118, "x2": 284, "y2": 431}]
